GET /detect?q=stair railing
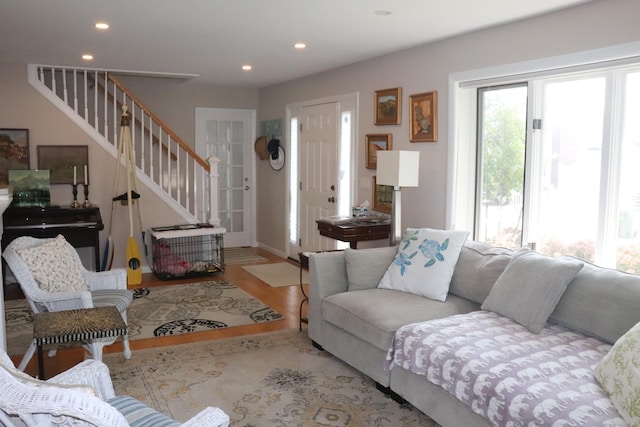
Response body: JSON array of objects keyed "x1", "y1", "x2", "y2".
[{"x1": 27, "y1": 64, "x2": 219, "y2": 225}]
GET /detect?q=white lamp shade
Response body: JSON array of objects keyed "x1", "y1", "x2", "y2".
[{"x1": 376, "y1": 150, "x2": 420, "y2": 187}]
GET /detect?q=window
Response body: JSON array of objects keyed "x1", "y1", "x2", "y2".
[{"x1": 450, "y1": 50, "x2": 640, "y2": 273}]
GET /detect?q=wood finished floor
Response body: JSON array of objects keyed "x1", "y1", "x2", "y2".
[{"x1": 11, "y1": 248, "x2": 308, "y2": 378}]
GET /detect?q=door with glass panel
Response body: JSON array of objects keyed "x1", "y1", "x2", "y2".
[{"x1": 195, "y1": 108, "x2": 256, "y2": 247}]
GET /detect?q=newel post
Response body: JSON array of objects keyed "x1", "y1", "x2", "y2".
[{"x1": 207, "y1": 156, "x2": 221, "y2": 226}]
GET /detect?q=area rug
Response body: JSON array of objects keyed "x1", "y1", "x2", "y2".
[
  {"x1": 224, "y1": 247, "x2": 268, "y2": 265},
  {"x1": 4, "y1": 280, "x2": 283, "y2": 356},
  {"x1": 242, "y1": 263, "x2": 308, "y2": 287},
  {"x1": 103, "y1": 330, "x2": 437, "y2": 426}
]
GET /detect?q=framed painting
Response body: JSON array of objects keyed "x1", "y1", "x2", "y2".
[
  {"x1": 0, "y1": 128, "x2": 29, "y2": 185},
  {"x1": 37, "y1": 145, "x2": 89, "y2": 184},
  {"x1": 372, "y1": 176, "x2": 393, "y2": 214},
  {"x1": 374, "y1": 87, "x2": 401, "y2": 125},
  {"x1": 409, "y1": 91, "x2": 438, "y2": 142},
  {"x1": 365, "y1": 134, "x2": 392, "y2": 170}
]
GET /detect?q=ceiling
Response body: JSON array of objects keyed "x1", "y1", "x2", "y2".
[{"x1": 1, "y1": 0, "x2": 592, "y2": 88}]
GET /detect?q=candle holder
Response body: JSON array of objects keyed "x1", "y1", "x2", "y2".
[
  {"x1": 82, "y1": 183, "x2": 92, "y2": 208},
  {"x1": 70, "y1": 184, "x2": 81, "y2": 208}
]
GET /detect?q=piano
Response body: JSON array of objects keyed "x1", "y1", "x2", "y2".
[{"x1": 2, "y1": 206, "x2": 104, "y2": 274}]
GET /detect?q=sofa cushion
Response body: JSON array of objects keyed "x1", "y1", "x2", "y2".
[
  {"x1": 481, "y1": 248, "x2": 583, "y2": 333},
  {"x1": 449, "y1": 241, "x2": 513, "y2": 304},
  {"x1": 322, "y1": 288, "x2": 480, "y2": 352},
  {"x1": 345, "y1": 246, "x2": 397, "y2": 291},
  {"x1": 378, "y1": 228, "x2": 469, "y2": 301},
  {"x1": 594, "y1": 320, "x2": 640, "y2": 426},
  {"x1": 550, "y1": 260, "x2": 640, "y2": 344}
]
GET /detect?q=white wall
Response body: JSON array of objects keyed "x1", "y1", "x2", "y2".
[{"x1": 256, "y1": 0, "x2": 640, "y2": 255}]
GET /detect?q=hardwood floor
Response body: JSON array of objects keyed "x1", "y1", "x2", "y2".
[{"x1": 11, "y1": 248, "x2": 308, "y2": 378}]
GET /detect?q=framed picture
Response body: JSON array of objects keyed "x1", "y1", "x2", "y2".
[
  {"x1": 37, "y1": 145, "x2": 89, "y2": 184},
  {"x1": 365, "y1": 134, "x2": 392, "y2": 170},
  {"x1": 372, "y1": 176, "x2": 393, "y2": 214},
  {"x1": 0, "y1": 128, "x2": 29, "y2": 185},
  {"x1": 8, "y1": 169, "x2": 50, "y2": 207},
  {"x1": 409, "y1": 91, "x2": 438, "y2": 142},
  {"x1": 374, "y1": 87, "x2": 401, "y2": 125}
]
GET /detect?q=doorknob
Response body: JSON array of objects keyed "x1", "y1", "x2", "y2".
[
  {"x1": 245, "y1": 185, "x2": 250, "y2": 190},
  {"x1": 330, "y1": 185, "x2": 335, "y2": 191},
  {"x1": 328, "y1": 196, "x2": 335, "y2": 203}
]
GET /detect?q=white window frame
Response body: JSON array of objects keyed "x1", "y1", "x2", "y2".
[{"x1": 447, "y1": 41, "x2": 640, "y2": 235}]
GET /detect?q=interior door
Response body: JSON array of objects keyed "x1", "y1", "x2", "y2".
[
  {"x1": 195, "y1": 108, "x2": 256, "y2": 247},
  {"x1": 299, "y1": 102, "x2": 340, "y2": 252}
]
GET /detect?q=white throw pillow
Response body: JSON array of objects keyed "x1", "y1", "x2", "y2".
[
  {"x1": 377, "y1": 228, "x2": 469, "y2": 301},
  {"x1": 17, "y1": 235, "x2": 89, "y2": 293},
  {"x1": 595, "y1": 320, "x2": 640, "y2": 426}
]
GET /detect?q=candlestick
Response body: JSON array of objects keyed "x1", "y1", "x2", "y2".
[
  {"x1": 73, "y1": 166, "x2": 77, "y2": 185},
  {"x1": 71, "y1": 184, "x2": 80, "y2": 208},
  {"x1": 82, "y1": 183, "x2": 92, "y2": 208},
  {"x1": 84, "y1": 165, "x2": 88, "y2": 185}
]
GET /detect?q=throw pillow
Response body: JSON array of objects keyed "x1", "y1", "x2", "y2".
[
  {"x1": 17, "y1": 235, "x2": 89, "y2": 293},
  {"x1": 345, "y1": 246, "x2": 398, "y2": 291},
  {"x1": 481, "y1": 247, "x2": 583, "y2": 333},
  {"x1": 377, "y1": 228, "x2": 469, "y2": 301},
  {"x1": 594, "y1": 320, "x2": 640, "y2": 426}
]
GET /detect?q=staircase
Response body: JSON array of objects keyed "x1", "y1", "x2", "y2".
[{"x1": 27, "y1": 64, "x2": 220, "y2": 225}]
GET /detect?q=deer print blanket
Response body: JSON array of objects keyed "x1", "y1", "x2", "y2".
[{"x1": 385, "y1": 311, "x2": 625, "y2": 426}]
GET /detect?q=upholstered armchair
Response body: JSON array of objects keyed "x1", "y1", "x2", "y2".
[
  {"x1": 2, "y1": 235, "x2": 132, "y2": 370},
  {"x1": 0, "y1": 350, "x2": 229, "y2": 427}
]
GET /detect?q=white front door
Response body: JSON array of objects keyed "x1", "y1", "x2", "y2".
[
  {"x1": 195, "y1": 108, "x2": 256, "y2": 247},
  {"x1": 287, "y1": 93, "x2": 357, "y2": 255}
]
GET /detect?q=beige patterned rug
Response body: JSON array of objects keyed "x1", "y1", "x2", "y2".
[
  {"x1": 103, "y1": 330, "x2": 437, "y2": 426},
  {"x1": 4, "y1": 280, "x2": 283, "y2": 356}
]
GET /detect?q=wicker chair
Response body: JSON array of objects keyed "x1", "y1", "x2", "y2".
[
  {"x1": 2, "y1": 235, "x2": 132, "y2": 370},
  {"x1": 0, "y1": 350, "x2": 230, "y2": 427}
]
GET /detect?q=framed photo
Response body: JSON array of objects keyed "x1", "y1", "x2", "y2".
[
  {"x1": 37, "y1": 145, "x2": 89, "y2": 184},
  {"x1": 409, "y1": 91, "x2": 438, "y2": 142},
  {"x1": 365, "y1": 134, "x2": 392, "y2": 170},
  {"x1": 0, "y1": 128, "x2": 29, "y2": 185},
  {"x1": 374, "y1": 87, "x2": 401, "y2": 125},
  {"x1": 372, "y1": 176, "x2": 393, "y2": 214}
]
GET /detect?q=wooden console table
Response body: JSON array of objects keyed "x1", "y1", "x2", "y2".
[
  {"x1": 33, "y1": 306, "x2": 127, "y2": 379},
  {"x1": 316, "y1": 219, "x2": 390, "y2": 249}
]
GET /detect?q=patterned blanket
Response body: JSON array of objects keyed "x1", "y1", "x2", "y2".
[{"x1": 385, "y1": 311, "x2": 625, "y2": 426}]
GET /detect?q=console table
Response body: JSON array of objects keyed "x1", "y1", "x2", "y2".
[
  {"x1": 33, "y1": 306, "x2": 127, "y2": 379},
  {"x1": 316, "y1": 219, "x2": 390, "y2": 249}
]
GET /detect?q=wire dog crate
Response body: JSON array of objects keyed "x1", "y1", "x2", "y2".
[{"x1": 148, "y1": 224, "x2": 225, "y2": 280}]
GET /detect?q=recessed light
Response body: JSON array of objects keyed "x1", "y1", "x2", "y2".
[
  {"x1": 95, "y1": 22, "x2": 109, "y2": 30},
  {"x1": 82, "y1": 54, "x2": 94, "y2": 61},
  {"x1": 374, "y1": 10, "x2": 392, "y2": 16},
  {"x1": 242, "y1": 65, "x2": 252, "y2": 71},
  {"x1": 294, "y1": 42, "x2": 306, "y2": 49}
]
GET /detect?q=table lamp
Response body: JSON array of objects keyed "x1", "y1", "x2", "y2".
[{"x1": 376, "y1": 150, "x2": 420, "y2": 246}]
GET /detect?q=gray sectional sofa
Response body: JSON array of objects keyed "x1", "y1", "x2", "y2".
[{"x1": 308, "y1": 241, "x2": 640, "y2": 426}]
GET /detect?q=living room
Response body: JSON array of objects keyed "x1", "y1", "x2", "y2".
[{"x1": 1, "y1": 0, "x2": 640, "y2": 425}]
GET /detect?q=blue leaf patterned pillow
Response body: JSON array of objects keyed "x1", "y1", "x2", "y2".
[{"x1": 378, "y1": 228, "x2": 469, "y2": 301}]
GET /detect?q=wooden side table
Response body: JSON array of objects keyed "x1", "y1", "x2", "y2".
[
  {"x1": 298, "y1": 252, "x2": 311, "y2": 330},
  {"x1": 33, "y1": 306, "x2": 127, "y2": 379},
  {"x1": 316, "y1": 220, "x2": 390, "y2": 248}
]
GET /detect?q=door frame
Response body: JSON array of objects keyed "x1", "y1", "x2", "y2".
[
  {"x1": 195, "y1": 107, "x2": 257, "y2": 247},
  {"x1": 285, "y1": 92, "x2": 358, "y2": 258}
]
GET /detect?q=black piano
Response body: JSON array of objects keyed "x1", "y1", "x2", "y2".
[{"x1": 2, "y1": 206, "x2": 104, "y2": 273}]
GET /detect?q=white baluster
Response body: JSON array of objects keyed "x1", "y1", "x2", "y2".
[
  {"x1": 93, "y1": 71, "x2": 98, "y2": 130},
  {"x1": 103, "y1": 72, "x2": 108, "y2": 137},
  {"x1": 51, "y1": 67, "x2": 57, "y2": 96},
  {"x1": 62, "y1": 68, "x2": 68, "y2": 105},
  {"x1": 208, "y1": 156, "x2": 221, "y2": 226},
  {"x1": 83, "y1": 70, "x2": 88, "y2": 122},
  {"x1": 73, "y1": 69, "x2": 78, "y2": 113}
]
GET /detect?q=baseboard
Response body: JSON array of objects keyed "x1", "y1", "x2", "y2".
[{"x1": 257, "y1": 242, "x2": 286, "y2": 259}]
